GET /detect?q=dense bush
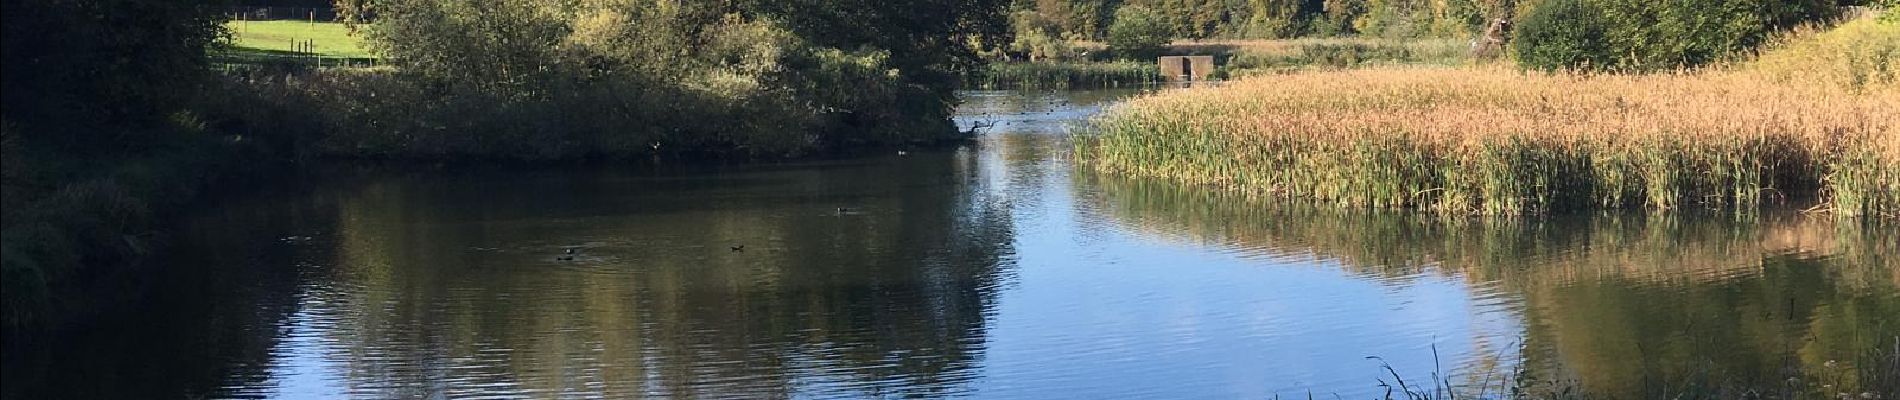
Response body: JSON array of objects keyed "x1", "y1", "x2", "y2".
[
  {"x1": 1108, "y1": 5, "x2": 1174, "y2": 60},
  {"x1": 2, "y1": 0, "x2": 1012, "y2": 338},
  {"x1": 1514, "y1": 0, "x2": 1848, "y2": 71},
  {"x1": 2, "y1": 0, "x2": 237, "y2": 335},
  {"x1": 1513, "y1": 0, "x2": 1613, "y2": 71},
  {"x1": 1006, "y1": 9, "x2": 1085, "y2": 62},
  {"x1": 1010, "y1": 0, "x2": 1512, "y2": 40},
  {"x1": 313, "y1": 0, "x2": 1007, "y2": 159},
  {"x1": 1, "y1": 0, "x2": 226, "y2": 152}
]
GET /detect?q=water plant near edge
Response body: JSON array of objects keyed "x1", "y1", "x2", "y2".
[
  {"x1": 1075, "y1": 65, "x2": 1898, "y2": 216},
  {"x1": 1075, "y1": 19, "x2": 1900, "y2": 217}
]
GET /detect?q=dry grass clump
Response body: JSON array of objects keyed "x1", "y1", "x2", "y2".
[{"x1": 1077, "y1": 66, "x2": 1900, "y2": 215}]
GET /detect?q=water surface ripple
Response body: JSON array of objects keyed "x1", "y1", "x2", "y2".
[{"x1": 7, "y1": 89, "x2": 1894, "y2": 399}]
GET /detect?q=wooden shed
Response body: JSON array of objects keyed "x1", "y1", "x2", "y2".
[{"x1": 1158, "y1": 56, "x2": 1215, "y2": 82}]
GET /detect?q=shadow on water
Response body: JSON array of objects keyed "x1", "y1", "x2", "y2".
[
  {"x1": 1078, "y1": 171, "x2": 1900, "y2": 398},
  {"x1": 7, "y1": 88, "x2": 1894, "y2": 399},
  {"x1": 2, "y1": 179, "x2": 342, "y2": 399},
  {"x1": 6, "y1": 148, "x2": 1019, "y2": 398}
]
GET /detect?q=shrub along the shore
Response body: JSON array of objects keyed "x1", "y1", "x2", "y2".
[
  {"x1": 282, "y1": 0, "x2": 1012, "y2": 160},
  {"x1": 1076, "y1": 18, "x2": 1900, "y2": 217},
  {"x1": 4, "y1": 0, "x2": 1014, "y2": 339},
  {"x1": 1513, "y1": 0, "x2": 1847, "y2": 71}
]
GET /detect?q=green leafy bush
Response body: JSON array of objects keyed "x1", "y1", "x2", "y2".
[
  {"x1": 1513, "y1": 0, "x2": 1613, "y2": 71},
  {"x1": 1, "y1": 0, "x2": 226, "y2": 152},
  {"x1": 1514, "y1": 0, "x2": 1845, "y2": 72},
  {"x1": 308, "y1": 0, "x2": 1007, "y2": 159},
  {"x1": 1108, "y1": 5, "x2": 1174, "y2": 60}
]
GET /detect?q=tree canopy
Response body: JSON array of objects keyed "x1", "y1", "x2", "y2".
[
  {"x1": 1515, "y1": 0, "x2": 1855, "y2": 71},
  {"x1": 1, "y1": 0, "x2": 228, "y2": 152},
  {"x1": 1001, "y1": 0, "x2": 1519, "y2": 40}
]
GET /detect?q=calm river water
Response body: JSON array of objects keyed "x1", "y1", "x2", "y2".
[{"x1": 8, "y1": 90, "x2": 1896, "y2": 399}]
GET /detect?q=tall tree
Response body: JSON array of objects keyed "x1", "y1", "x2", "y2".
[
  {"x1": 1, "y1": 0, "x2": 229, "y2": 152},
  {"x1": 1246, "y1": 0, "x2": 1311, "y2": 37},
  {"x1": 757, "y1": 0, "x2": 1012, "y2": 97}
]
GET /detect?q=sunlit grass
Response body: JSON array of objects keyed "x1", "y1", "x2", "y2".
[
  {"x1": 223, "y1": 20, "x2": 374, "y2": 59},
  {"x1": 1078, "y1": 17, "x2": 1899, "y2": 216},
  {"x1": 1076, "y1": 32, "x2": 1899, "y2": 216}
]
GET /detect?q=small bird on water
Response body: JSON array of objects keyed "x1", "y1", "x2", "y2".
[
  {"x1": 558, "y1": 247, "x2": 579, "y2": 261},
  {"x1": 730, "y1": 245, "x2": 746, "y2": 252}
]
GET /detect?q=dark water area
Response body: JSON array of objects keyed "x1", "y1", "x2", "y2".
[{"x1": 5, "y1": 89, "x2": 1895, "y2": 399}]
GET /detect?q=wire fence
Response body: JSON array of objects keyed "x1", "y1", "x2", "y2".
[{"x1": 230, "y1": 6, "x2": 338, "y2": 22}]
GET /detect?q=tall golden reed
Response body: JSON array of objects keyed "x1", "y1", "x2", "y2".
[{"x1": 1077, "y1": 19, "x2": 1900, "y2": 216}]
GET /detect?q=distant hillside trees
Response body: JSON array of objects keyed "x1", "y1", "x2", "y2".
[
  {"x1": 1007, "y1": 0, "x2": 1862, "y2": 71},
  {"x1": 1005, "y1": 0, "x2": 1518, "y2": 40}
]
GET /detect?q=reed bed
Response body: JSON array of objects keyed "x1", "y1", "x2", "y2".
[
  {"x1": 966, "y1": 61, "x2": 1160, "y2": 89},
  {"x1": 1077, "y1": 64, "x2": 1899, "y2": 216},
  {"x1": 1079, "y1": 18, "x2": 1900, "y2": 216}
]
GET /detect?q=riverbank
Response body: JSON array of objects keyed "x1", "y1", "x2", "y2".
[
  {"x1": 238, "y1": 68, "x2": 966, "y2": 161},
  {"x1": 962, "y1": 37, "x2": 1472, "y2": 89},
  {"x1": 5, "y1": 0, "x2": 1008, "y2": 343},
  {"x1": 1, "y1": 118, "x2": 307, "y2": 341},
  {"x1": 1075, "y1": 18, "x2": 1900, "y2": 216},
  {"x1": 965, "y1": 61, "x2": 1159, "y2": 89},
  {"x1": 2, "y1": 67, "x2": 971, "y2": 341}
]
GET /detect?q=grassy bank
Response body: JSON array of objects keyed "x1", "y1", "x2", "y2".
[
  {"x1": 238, "y1": 65, "x2": 961, "y2": 161},
  {"x1": 1186, "y1": 38, "x2": 1471, "y2": 75},
  {"x1": 216, "y1": 20, "x2": 378, "y2": 70},
  {"x1": 225, "y1": 20, "x2": 373, "y2": 58},
  {"x1": 6, "y1": 1, "x2": 985, "y2": 340},
  {"x1": 966, "y1": 38, "x2": 1467, "y2": 89},
  {"x1": 1076, "y1": 18, "x2": 1900, "y2": 217},
  {"x1": 1, "y1": 109, "x2": 310, "y2": 338},
  {"x1": 965, "y1": 61, "x2": 1160, "y2": 89}
]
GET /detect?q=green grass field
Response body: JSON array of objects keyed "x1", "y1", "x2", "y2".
[{"x1": 225, "y1": 20, "x2": 373, "y2": 59}]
